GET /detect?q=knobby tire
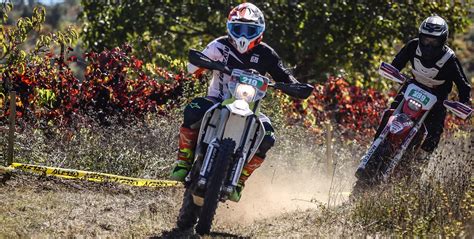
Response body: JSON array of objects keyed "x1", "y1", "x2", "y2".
[{"x1": 195, "y1": 138, "x2": 235, "y2": 235}]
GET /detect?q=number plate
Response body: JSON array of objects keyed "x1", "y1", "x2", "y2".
[
  {"x1": 240, "y1": 75, "x2": 264, "y2": 88},
  {"x1": 408, "y1": 89, "x2": 429, "y2": 105},
  {"x1": 404, "y1": 84, "x2": 437, "y2": 111}
]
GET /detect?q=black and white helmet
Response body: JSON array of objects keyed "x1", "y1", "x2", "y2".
[{"x1": 418, "y1": 16, "x2": 449, "y2": 60}]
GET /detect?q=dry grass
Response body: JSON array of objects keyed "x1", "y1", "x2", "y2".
[
  {"x1": 350, "y1": 131, "x2": 473, "y2": 237},
  {"x1": 2, "y1": 113, "x2": 182, "y2": 179},
  {"x1": 0, "y1": 114, "x2": 472, "y2": 237},
  {"x1": 0, "y1": 174, "x2": 183, "y2": 238}
]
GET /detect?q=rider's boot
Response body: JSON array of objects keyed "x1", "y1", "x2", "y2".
[
  {"x1": 170, "y1": 126, "x2": 199, "y2": 181},
  {"x1": 229, "y1": 155, "x2": 264, "y2": 202}
]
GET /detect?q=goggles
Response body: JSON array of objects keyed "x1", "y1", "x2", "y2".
[
  {"x1": 227, "y1": 23, "x2": 264, "y2": 39},
  {"x1": 420, "y1": 35, "x2": 442, "y2": 48}
]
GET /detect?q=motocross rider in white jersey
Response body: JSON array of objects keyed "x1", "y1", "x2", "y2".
[{"x1": 171, "y1": 3, "x2": 299, "y2": 202}]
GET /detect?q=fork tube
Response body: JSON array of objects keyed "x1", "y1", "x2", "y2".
[
  {"x1": 199, "y1": 108, "x2": 230, "y2": 178},
  {"x1": 215, "y1": 108, "x2": 230, "y2": 140},
  {"x1": 358, "y1": 99, "x2": 405, "y2": 169},
  {"x1": 382, "y1": 110, "x2": 430, "y2": 180},
  {"x1": 230, "y1": 116, "x2": 256, "y2": 186}
]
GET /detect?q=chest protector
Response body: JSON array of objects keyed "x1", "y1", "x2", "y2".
[{"x1": 412, "y1": 46, "x2": 453, "y2": 88}]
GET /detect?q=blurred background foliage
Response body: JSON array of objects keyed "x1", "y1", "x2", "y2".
[
  {"x1": 0, "y1": 0, "x2": 472, "y2": 129},
  {"x1": 1, "y1": 0, "x2": 472, "y2": 87},
  {"x1": 80, "y1": 0, "x2": 473, "y2": 87}
]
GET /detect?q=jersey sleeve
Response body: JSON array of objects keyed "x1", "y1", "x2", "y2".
[
  {"x1": 267, "y1": 49, "x2": 299, "y2": 84},
  {"x1": 391, "y1": 39, "x2": 417, "y2": 71},
  {"x1": 450, "y1": 56, "x2": 471, "y2": 104},
  {"x1": 187, "y1": 40, "x2": 223, "y2": 74}
]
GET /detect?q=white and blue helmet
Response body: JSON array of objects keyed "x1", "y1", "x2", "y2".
[{"x1": 227, "y1": 3, "x2": 265, "y2": 54}]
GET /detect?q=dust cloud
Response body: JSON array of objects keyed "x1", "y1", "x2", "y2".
[{"x1": 215, "y1": 158, "x2": 352, "y2": 225}]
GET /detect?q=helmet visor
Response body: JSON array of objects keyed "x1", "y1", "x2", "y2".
[
  {"x1": 419, "y1": 35, "x2": 443, "y2": 48},
  {"x1": 228, "y1": 23, "x2": 264, "y2": 39}
]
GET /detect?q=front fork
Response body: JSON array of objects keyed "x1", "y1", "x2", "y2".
[
  {"x1": 357, "y1": 100, "x2": 405, "y2": 171},
  {"x1": 224, "y1": 116, "x2": 257, "y2": 195},
  {"x1": 195, "y1": 108, "x2": 259, "y2": 200},
  {"x1": 196, "y1": 108, "x2": 230, "y2": 189},
  {"x1": 381, "y1": 111, "x2": 430, "y2": 180}
]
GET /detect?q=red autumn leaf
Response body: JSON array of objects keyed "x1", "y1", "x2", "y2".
[
  {"x1": 67, "y1": 55, "x2": 78, "y2": 62},
  {"x1": 133, "y1": 59, "x2": 143, "y2": 69}
]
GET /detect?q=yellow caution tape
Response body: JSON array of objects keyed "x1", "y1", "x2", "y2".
[{"x1": 7, "y1": 163, "x2": 182, "y2": 188}]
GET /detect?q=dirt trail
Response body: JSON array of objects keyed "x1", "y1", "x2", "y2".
[
  {"x1": 1, "y1": 131, "x2": 470, "y2": 237},
  {"x1": 0, "y1": 161, "x2": 351, "y2": 238},
  {"x1": 0, "y1": 131, "x2": 363, "y2": 238}
]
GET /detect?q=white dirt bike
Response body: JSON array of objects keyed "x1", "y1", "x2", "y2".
[{"x1": 177, "y1": 49, "x2": 314, "y2": 235}]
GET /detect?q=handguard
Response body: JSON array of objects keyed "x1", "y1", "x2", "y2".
[
  {"x1": 273, "y1": 82, "x2": 314, "y2": 99},
  {"x1": 443, "y1": 100, "x2": 472, "y2": 120}
]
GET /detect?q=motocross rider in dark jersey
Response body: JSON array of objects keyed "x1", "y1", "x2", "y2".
[
  {"x1": 374, "y1": 15, "x2": 471, "y2": 156},
  {"x1": 170, "y1": 3, "x2": 299, "y2": 202}
]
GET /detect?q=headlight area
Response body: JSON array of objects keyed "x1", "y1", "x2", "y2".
[
  {"x1": 235, "y1": 84, "x2": 257, "y2": 103},
  {"x1": 407, "y1": 99, "x2": 422, "y2": 112}
]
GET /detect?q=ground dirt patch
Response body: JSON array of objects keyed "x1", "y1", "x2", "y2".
[
  {"x1": 0, "y1": 128, "x2": 471, "y2": 238},
  {"x1": 0, "y1": 173, "x2": 183, "y2": 238},
  {"x1": 0, "y1": 159, "x2": 351, "y2": 238}
]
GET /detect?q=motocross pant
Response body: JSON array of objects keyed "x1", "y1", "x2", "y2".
[
  {"x1": 374, "y1": 83, "x2": 446, "y2": 153},
  {"x1": 181, "y1": 96, "x2": 275, "y2": 160}
]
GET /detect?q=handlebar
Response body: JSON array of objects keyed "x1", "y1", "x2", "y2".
[
  {"x1": 378, "y1": 62, "x2": 472, "y2": 119},
  {"x1": 188, "y1": 49, "x2": 314, "y2": 99},
  {"x1": 189, "y1": 49, "x2": 231, "y2": 75}
]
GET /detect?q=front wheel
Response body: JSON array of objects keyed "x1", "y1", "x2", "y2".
[
  {"x1": 195, "y1": 138, "x2": 235, "y2": 235},
  {"x1": 176, "y1": 159, "x2": 203, "y2": 230},
  {"x1": 353, "y1": 141, "x2": 391, "y2": 195}
]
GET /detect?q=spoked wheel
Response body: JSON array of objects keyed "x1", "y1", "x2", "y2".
[{"x1": 195, "y1": 138, "x2": 235, "y2": 235}]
